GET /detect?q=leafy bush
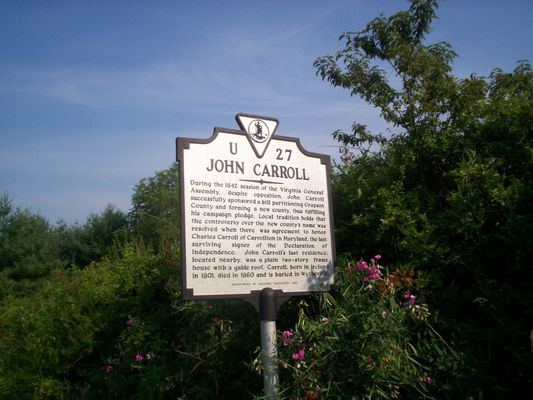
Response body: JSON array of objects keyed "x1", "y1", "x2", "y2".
[
  {"x1": 0, "y1": 242, "x2": 262, "y2": 399},
  {"x1": 272, "y1": 255, "x2": 463, "y2": 399}
]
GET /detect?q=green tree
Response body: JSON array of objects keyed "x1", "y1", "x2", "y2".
[
  {"x1": 129, "y1": 163, "x2": 180, "y2": 255},
  {"x1": 59, "y1": 204, "x2": 129, "y2": 268},
  {"x1": 0, "y1": 194, "x2": 12, "y2": 225},
  {"x1": 0, "y1": 196, "x2": 128, "y2": 299},
  {"x1": 315, "y1": 0, "x2": 532, "y2": 396},
  {"x1": 0, "y1": 195, "x2": 64, "y2": 297}
]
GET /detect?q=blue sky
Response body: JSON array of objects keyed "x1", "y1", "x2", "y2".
[{"x1": 1, "y1": 0, "x2": 532, "y2": 224}]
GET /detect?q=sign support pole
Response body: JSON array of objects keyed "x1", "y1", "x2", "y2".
[{"x1": 260, "y1": 288, "x2": 279, "y2": 399}]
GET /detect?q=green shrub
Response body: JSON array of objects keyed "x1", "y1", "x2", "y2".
[
  {"x1": 273, "y1": 255, "x2": 464, "y2": 399},
  {"x1": 0, "y1": 243, "x2": 262, "y2": 399}
]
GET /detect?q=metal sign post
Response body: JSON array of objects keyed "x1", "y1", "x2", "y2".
[
  {"x1": 176, "y1": 113, "x2": 335, "y2": 398},
  {"x1": 260, "y1": 288, "x2": 279, "y2": 399}
]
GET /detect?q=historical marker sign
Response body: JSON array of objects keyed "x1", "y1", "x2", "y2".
[{"x1": 176, "y1": 113, "x2": 335, "y2": 301}]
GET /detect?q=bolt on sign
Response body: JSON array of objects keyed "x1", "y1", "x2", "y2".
[{"x1": 176, "y1": 113, "x2": 335, "y2": 301}]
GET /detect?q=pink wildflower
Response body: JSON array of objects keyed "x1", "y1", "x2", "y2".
[
  {"x1": 134, "y1": 352, "x2": 144, "y2": 362},
  {"x1": 357, "y1": 260, "x2": 369, "y2": 271},
  {"x1": 404, "y1": 290, "x2": 417, "y2": 305},
  {"x1": 292, "y1": 349, "x2": 305, "y2": 360},
  {"x1": 102, "y1": 364, "x2": 113, "y2": 372},
  {"x1": 364, "y1": 266, "x2": 382, "y2": 281},
  {"x1": 126, "y1": 319, "x2": 133, "y2": 327},
  {"x1": 374, "y1": 254, "x2": 382, "y2": 260},
  {"x1": 282, "y1": 330, "x2": 294, "y2": 346}
]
